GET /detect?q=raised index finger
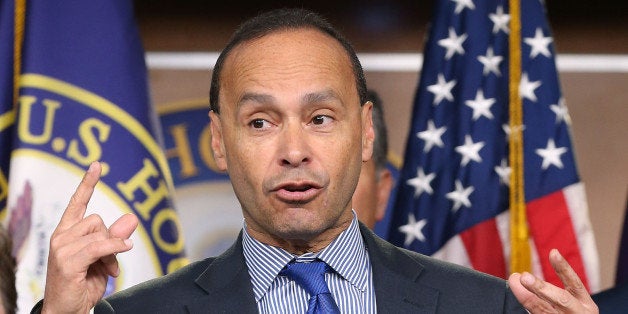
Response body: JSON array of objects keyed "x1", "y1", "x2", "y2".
[{"x1": 57, "y1": 161, "x2": 102, "y2": 231}]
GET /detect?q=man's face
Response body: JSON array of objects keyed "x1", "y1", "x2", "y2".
[
  {"x1": 209, "y1": 28, "x2": 374, "y2": 249},
  {"x1": 353, "y1": 160, "x2": 393, "y2": 229}
]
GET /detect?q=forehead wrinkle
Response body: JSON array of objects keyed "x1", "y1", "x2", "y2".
[
  {"x1": 223, "y1": 29, "x2": 359, "y2": 115},
  {"x1": 237, "y1": 89, "x2": 343, "y2": 112}
]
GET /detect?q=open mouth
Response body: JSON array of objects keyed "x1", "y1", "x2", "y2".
[
  {"x1": 285, "y1": 184, "x2": 312, "y2": 192},
  {"x1": 273, "y1": 182, "x2": 321, "y2": 203}
]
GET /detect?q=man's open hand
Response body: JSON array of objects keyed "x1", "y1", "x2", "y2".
[
  {"x1": 509, "y1": 249, "x2": 599, "y2": 313},
  {"x1": 41, "y1": 162, "x2": 138, "y2": 313}
]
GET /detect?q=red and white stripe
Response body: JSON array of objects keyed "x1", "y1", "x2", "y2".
[{"x1": 432, "y1": 182, "x2": 600, "y2": 292}]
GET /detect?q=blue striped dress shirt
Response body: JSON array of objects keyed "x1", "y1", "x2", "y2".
[{"x1": 242, "y1": 212, "x2": 377, "y2": 313}]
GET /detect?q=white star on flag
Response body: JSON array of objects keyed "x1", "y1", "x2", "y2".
[
  {"x1": 535, "y1": 138, "x2": 568, "y2": 169},
  {"x1": 524, "y1": 27, "x2": 553, "y2": 58},
  {"x1": 477, "y1": 47, "x2": 503, "y2": 76},
  {"x1": 451, "y1": 0, "x2": 475, "y2": 14},
  {"x1": 446, "y1": 180, "x2": 474, "y2": 212},
  {"x1": 398, "y1": 213, "x2": 427, "y2": 246},
  {"x1": 494, "y1": 159, "x2": 511, "y2": 186},
  {"x1": 417, "y1": 120, "x2": 447, "y2": 152},
  {"x1": 489, "y1": 6, "x2": 510, "y2": 34},
  {"x1": 427, "y1": 74, "x2": 457, "y2": 105},
  {"x1": 455, "y1": 135, "x2": 485, "y2": 166},
  {"x1": 519, "y1": 72, "x2": 542, "y2": 102},
  {"x1": 386, "y1": 0, "x2": 599, "y2": 292},
  {"x1": 465, "y1": 90, "x2": 496, "y2": 120},
  {"x1": 550, "y1": 97, "x2": 572, "y2": 125},
  {"x1": 406, "y1": 167, "x2": 436, "y2": 197},
  {"x1": 438, "y1": 27, "x2": 467, "y2": 60}
]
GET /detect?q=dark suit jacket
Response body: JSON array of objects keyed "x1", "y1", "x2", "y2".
[
  {"x1": 591, "y1": 282, "x2": 628, "y2": 314},
  {"x1": 35, "y1": 224, "x2": 526, "y2": 313}
]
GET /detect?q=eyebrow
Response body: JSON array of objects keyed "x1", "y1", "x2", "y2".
[
  {"x1": 302, "y1": 89, "x2": 341, "y2": 105},
  {"x1": 239, "y1": 93, "x2": 276, "y2": 107}
]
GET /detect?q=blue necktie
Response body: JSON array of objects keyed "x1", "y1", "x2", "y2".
[{"x1": 280, "y1": 260, "x2": 341, "y2": 314}]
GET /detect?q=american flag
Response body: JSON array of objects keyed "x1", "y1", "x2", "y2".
[{"x1": 387, "y1": 0, "x2": 599, "y2": 292}]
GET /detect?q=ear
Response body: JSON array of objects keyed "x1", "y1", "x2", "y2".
[
  {"x1": 375, "y1": 168, "x2": 393, "y2": 222},
  {"x1": 361, "y1": 101, "x2": 375, "y2": 162},
  {"x1": 209, "y1": 111, "x2": 228, "y2": 171}
]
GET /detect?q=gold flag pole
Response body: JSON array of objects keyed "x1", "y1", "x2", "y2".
[{"x1": 508, "y1": 0, "x2": 532, "y2": 274}]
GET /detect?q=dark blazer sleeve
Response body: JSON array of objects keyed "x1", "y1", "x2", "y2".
[
  {"x1": 32, "y1": 232, "x2": 257, "y2": 314},
  {"x1": 101, "y1": 259, "x2": 215, "y2": 313},
  {"x1": 30, "y1": 299, "x2": 115, "y2": 314},
  {"x1": 103, "y1": 232, "x2": 257, "y2": 313},
  {"x1": 30, "y1": 260, "x2": 219, "y2": 314}
]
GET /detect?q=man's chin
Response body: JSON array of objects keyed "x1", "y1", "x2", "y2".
[{"x1": 274, "y1": 224, "x2": 324, "y2": 241}]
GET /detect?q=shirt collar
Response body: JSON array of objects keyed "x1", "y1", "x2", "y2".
[{"x1": 242, "y1": 211, "x2": 369, "y2": 302}]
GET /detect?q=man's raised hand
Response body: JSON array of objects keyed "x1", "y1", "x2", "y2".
[
  {"x1": 509, "y1": 249, "x2": 599, "y2": 313},
  {"x1": 42, "y1": 162, "x2": 138, "y2": 313}
]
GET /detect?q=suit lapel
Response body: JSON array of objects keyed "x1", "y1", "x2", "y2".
[
  {"x1": 360, "y1": 224, "x2": 439, "y2": 314},
  {"x1": 183, "y1": 226, "x2": 440, "y2": 312},
  {"x1": 185, "y1": 231, "x2": 258, "y2": 313}
]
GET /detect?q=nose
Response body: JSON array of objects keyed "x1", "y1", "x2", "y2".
[{"x1": 279, "y1": 120, "x2": 311, "y2": 167}]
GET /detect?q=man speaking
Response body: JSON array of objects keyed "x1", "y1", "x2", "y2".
[{"x1": 36, "y1": 8, "x2": 598, "y2": 313}]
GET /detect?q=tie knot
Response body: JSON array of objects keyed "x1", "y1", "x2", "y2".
[
  {"x1": 280, "y1": 260, "x2": 331, "y2": 296},
  {"x1": 280, "y1": 260, "x2": 340, "y2": 314}
]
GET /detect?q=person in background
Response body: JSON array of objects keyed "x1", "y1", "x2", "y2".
[
  {"x1": 35, "y1": 8, "x2": 598, "y2": 313},
  {"x1": 0, "y1": 225, "x2": 17, "y2": 314},
  {"x1": 592, "y1": 282, "x2": 628, "y2": 314},
  {"x1": 351, "y1": 90, "x2": 605, "y2": 313},
  {"x1": 352, "y1": 90, "x2": 393, "y2": 229},
  {"x1": 591, "y1": 196, "x2": 628, "y2": 313}
]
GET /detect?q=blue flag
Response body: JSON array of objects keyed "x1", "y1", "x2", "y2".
[
  {"x1": 1, "y1": 0, "x2": 187, "y2": 309},
  {"x1": 0, "y1": 0, "x2": 16, "y2": 216},
  {"x1": 387, "y1": 0, "x2": 598, "y2": 291}
]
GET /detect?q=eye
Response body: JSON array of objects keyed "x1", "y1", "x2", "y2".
[
  {"x1": 249, "y1": 118, "x2": 269, "y2": 129},
  {"x1": 311, "y1": 115, "x2": 332, "y2": 125}
]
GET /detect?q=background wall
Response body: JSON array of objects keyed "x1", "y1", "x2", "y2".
[{"x1": 137, "y1": 0, "x2": 627, "y2": 291}]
